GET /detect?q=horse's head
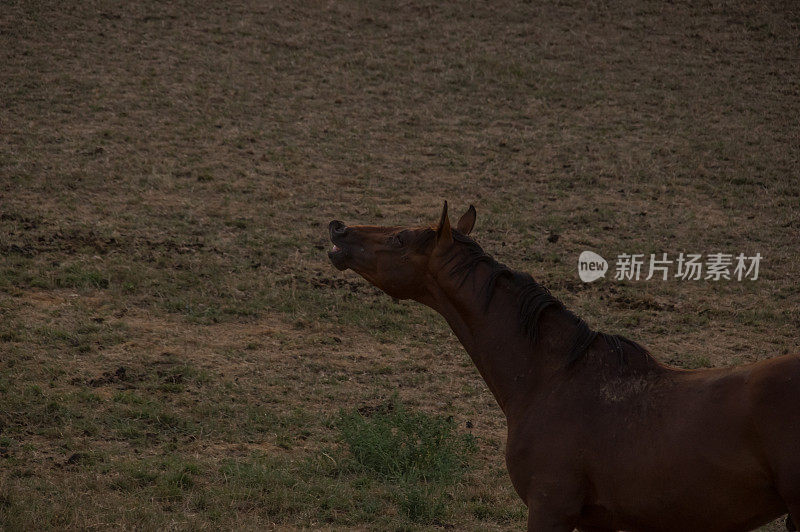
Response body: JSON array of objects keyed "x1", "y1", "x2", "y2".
[{"x1": 327, "y1": 202, "x2": 476, "y2": 300}]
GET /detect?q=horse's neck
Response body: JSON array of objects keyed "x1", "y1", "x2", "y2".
[{"x1": 422, "y1": 267, "x2": 579, "y2": 417}]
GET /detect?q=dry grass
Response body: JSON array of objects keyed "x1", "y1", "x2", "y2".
[{"x1": 1, "y1": 0, "x2": 798, "y2": 530}]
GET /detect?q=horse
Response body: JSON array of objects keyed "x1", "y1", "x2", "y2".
[{"x1": 326, "y1": 201, "x2": 800, "y2": 532}]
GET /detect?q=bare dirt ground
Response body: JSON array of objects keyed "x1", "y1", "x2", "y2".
[{"x1": 1, "y1": 0, "x2": 798, "y2": 530}]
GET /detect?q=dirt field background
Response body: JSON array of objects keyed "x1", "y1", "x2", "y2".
[{"x1": 2, "y1": 1, "x2": 798, "y2": 530}]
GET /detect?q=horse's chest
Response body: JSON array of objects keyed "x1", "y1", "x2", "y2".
[{"x1": 504, "y1": 417, "x2": 582, "y2": 501}]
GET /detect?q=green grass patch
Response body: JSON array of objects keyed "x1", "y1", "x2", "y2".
[
  {"x1": 338, "y1": 397, "x2": 475, "y2": 482},
  {"x1": 337, "y1": 397, "x2": 476, "y2": 522}
]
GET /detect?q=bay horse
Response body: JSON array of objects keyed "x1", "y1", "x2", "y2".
[{"x1": 327, "y1": 202, "x2": 800, "y2": 532}]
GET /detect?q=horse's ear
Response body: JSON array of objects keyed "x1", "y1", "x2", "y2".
[
  {"x1": 456, "y1": 205, "x2": 476, "y2": 235},
  {"x1": 435, "y1": 200, "x2": 452, "y2": 244}
]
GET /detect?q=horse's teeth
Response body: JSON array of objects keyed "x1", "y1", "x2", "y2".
[{"x1": 332, "y1": 245, "x2": 340, "y2": 252}]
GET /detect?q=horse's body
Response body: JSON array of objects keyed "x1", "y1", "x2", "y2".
[
  {"x1": 506, "y1": 337, "x2": 799, "y2": 531},
  {"x1": 327, "y1": 202, "x2": 799, "y2": 531}
]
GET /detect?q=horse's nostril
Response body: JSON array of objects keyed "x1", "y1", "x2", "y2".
[{"x1": 329, "y1": 220, "x2": 346, "y2": 235}]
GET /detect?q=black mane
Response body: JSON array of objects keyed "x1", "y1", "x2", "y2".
[{"x1": 440, "y1": 230, "x2": 646, "y2": 366}]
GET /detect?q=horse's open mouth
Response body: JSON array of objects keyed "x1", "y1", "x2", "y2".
[{"x1": 328, "y1": 244, "x2": 348, "y2": 270}]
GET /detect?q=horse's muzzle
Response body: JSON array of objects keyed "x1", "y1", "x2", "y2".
[{"x1": 327, "y1": 220, "x2": 349, "y2": 270}]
